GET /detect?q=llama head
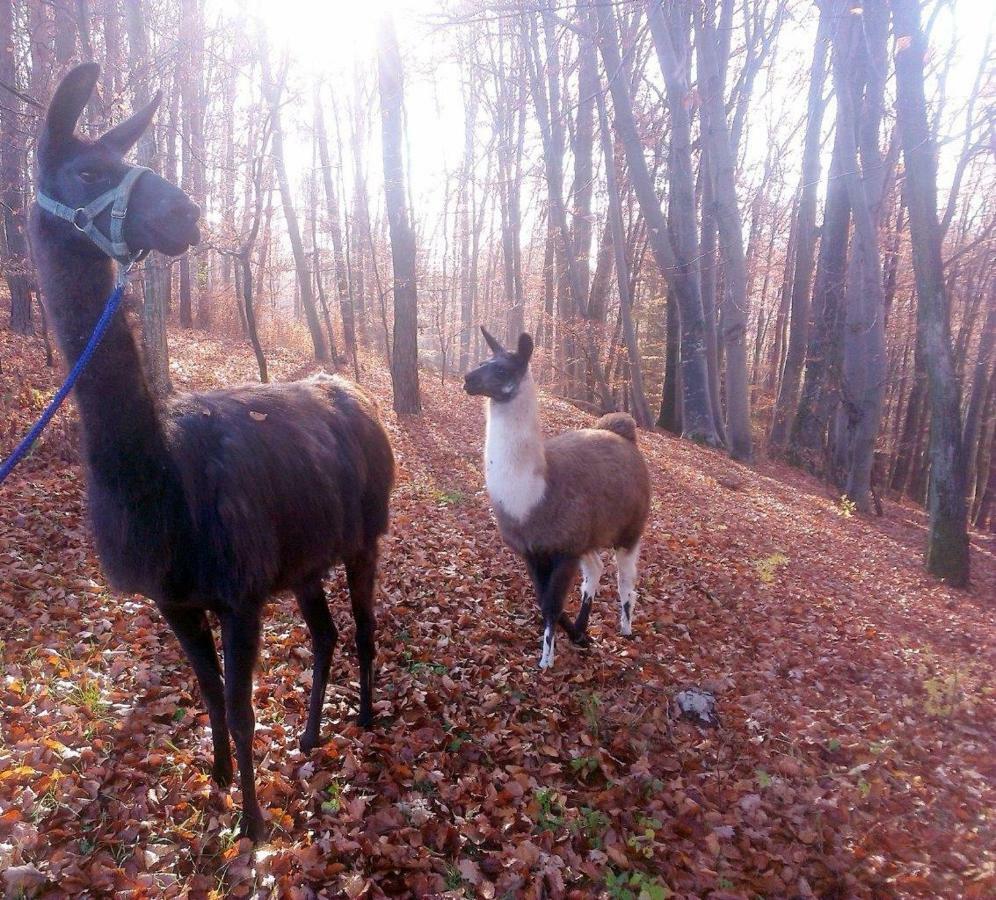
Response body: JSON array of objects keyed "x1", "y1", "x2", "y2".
[
  {"x1": 37, "y1": 63, "x2": 200, "y2": 259},
  {"x1": 463, "y1": 328, "x2": 534, "y2": 402}
]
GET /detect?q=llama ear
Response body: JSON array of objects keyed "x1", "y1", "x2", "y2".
[
  {"x1": 517, "y1": 333, "x2": 534, "y2": 364},
  {"x1": 98, "y1": 91, "x2": 161, "y2": 155},
  {"x1": 43, "y1": 63, "x2": 100, "y2": 153},
  {"x1": 480, "y1": 326, "x2": 504, "y2": 355}
]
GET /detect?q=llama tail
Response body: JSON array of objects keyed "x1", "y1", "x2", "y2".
[{"x1": 595, "y1": 412, "x2": 638, "y2": 443}]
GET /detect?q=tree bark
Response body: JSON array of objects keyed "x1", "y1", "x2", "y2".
[
  {"x1": 0, "y1": 0, "x2": 34, "y2": 336},
  {"x1": 695, "y1": 0, "x2": 753, "y2": 461},
  {"x1": 769, "y1": 4, "x2": 830, "y2": 449},
  {"x1": 316, "y1": 89, "x2": 358, "y2": 372},
  {"x1": 263, "y1": 52, "x2": 329, "y2": 364},
  {"x1": 123, "y1": 0, "x2": 172, "y2": 395},
  {"x1": 790, "y1": 121, "x2": 852, "y2": 472},
  {"x1": 593, "y1": 1, "x2": 720, "y2": 445},
  {"x1": 377, "y1": 14, "x2": 421, "y2": 415},
  {"x1": 893, "y1": 0, "x2": 970, "y2": 585}
]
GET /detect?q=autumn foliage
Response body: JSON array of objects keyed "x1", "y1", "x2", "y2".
[{"x1": 1, "y1": 327, "x2": 994, "y2": 897}]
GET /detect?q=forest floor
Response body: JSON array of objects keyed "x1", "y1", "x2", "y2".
[{"x1": 1, "y1": 324, "x2": 994, "y2": 899}]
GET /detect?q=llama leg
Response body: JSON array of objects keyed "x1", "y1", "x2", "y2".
[
  {"x1": 615, "y1": 543, "x2": 641, "y2": 637},
  {"x1": 220, "y1": 610, "x2": 264, "y2": 841},
  {"x1": 573, "y1": 551, "x2": 604, "y2": 643},
  {"x1": 294, "y1": 579, "x2": 338, "y2": 753},
  {"x1": 539, "y1": 556, "x2": 579, "y2": 669},
  {"x1": 345, "y1": 548, "x2": 378, "y2": 727},
  {"x1": 163, "y1": 608, "x2": 232, "y2": 787}
]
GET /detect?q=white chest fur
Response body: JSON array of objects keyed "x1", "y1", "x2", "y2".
[{"x1": 484, "y1": 374, "x2": 546, "y2": 523}]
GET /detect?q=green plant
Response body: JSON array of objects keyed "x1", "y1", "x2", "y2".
[
  {"x1": 605, "y1": 869, "x2": 672, "y2": 900},
  {"x1": 569, "y1": 754, "x2": 600, "y2": 781},
  {"x1": 923, "y1": 673, "x2": 962, "y2": 717},
  {"x1": 570, "y1": 807, "x2": 609, "y2": 847},
  {"x1": 443, "y1": 864, "x2": 463, "y2": 890},
  {"x1": 68, "y1": 677, "x2": 108, "y2": 716},
  {"x1": 753, "y1": 552, "x2": 789, "y2": 583},
  {"x1": 835, "y1": 495, "x2": 857, "y2": 518},
  {"x1": 581, "y1": 691, "x2": 602, "y2": 737},
  {"x1": 322, "y1": 780, "x2": 343, "y2": 814},
  {"x1": 433, "y1": 488, "x2": 467, "y2": 507},
  {"x1": 755, "y1": 768, "x2": 773, "y2": 788},
  {"x1": 533, "y1": 788, "x2": 564, "y2": 832},
  {"x1": 626, "y1": 816, "x2": 663, "y2": 859}
]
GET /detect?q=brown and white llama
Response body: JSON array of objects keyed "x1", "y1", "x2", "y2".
[
  {"x1": 464, "y1": 328, "x2": 651, "y2": 668},
  {"x1": 29, "y1": 64, "x2": 395, "y2": 841}
]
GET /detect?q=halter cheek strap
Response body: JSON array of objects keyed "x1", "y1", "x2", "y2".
[{"x1": 37, "y1": 165, "x2": 152, "y2": 267}]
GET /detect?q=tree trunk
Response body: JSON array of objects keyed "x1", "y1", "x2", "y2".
[
  {"x1": 893, "y1": 0, "x2": 970, "y2": 585},
  {"x1": 316, "y1": 90, "x2": 358, "y2": 372},
  {"x1": 790, "y1": 124, "x2": 852, "y2": 471},
  {"x1": 769, "y1": 4, "x2": 830, "y2": 449},
  {"x1": 377, "y1": 14, "x2": 421, "y2": 415},
  {"x1": 596, "y1": 89, "x2": 652, "y2": 428},
  {"x1": 123, "y1": 0, "x2": 172, "y2": 395},
  {"x1": 695, "y1": 0, "x2": 752, "y2": 461},
  {"x1": 263, "y1": 52, "x2": 329, "y2": 364},
  {"x1": 0, "y1": 0, "x2": 34, "y2": 336},
  {"x1": 593, "y1": 1, "x2": 719, "y2": 445}
]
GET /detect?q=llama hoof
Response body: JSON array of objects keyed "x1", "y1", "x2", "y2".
[
  {"x1": 569, "y1": 630, "x2": 592, "y2": 648},
  {"x1": 211, "y1": 759, "x2": 234, "y2": 789},
  {"x1": 299, "y1": 732, "x2": 322, "y2": 753},
  {"x1": 357, "y1": 711, "x2": 374, "y2": 729}
]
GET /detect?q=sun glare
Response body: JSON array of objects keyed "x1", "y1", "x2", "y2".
[{"x1": 213, "y1": 0, "x2": 413, "y2": 74}]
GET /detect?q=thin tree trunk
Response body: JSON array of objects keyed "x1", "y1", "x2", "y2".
[
  {"x1": 263, "y1": 52, "x2": 329, "y2": 364},
  {"x1": 597, "y1": 88, "x2": 652, "y2": 428},
  {"x1": 769, "y1": 4, "x2": 830, "y2": 449},
  {"x1": 316, "y1": 89, "x2": 357, "y2": 372},
  {"x1": 378, "y1": 14, "x2": 421, "y2": 415}
]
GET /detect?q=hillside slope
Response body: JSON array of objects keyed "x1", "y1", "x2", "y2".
[{"x1": 1, "y1": 328, "x2": 994, "y2": 898}]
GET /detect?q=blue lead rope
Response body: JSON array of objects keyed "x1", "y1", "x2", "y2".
[{"x1": 0, "y1": 276, "x2": 128, "y2": 486}]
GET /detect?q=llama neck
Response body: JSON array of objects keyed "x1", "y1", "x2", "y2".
[
  {"x1": 484, "y1": 370, "x2": 546, "y2": 522},
  {"x1": 32, "y1": 216, "x2": 173, "y2": 502}
]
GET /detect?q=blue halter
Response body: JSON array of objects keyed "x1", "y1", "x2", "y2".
[{"x1": 36, "y1": 164, "x2": 152, "y2": 267}]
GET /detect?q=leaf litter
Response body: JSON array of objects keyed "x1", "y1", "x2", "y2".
[{"x1": 1, "y1": 327, "x2": 994, "y2": 897}]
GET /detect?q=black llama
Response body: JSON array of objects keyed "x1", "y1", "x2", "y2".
[{"x1": 28, "y1": 64, "x2": 395, "y2": 840}]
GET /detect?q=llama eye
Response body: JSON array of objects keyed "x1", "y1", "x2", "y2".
[{"x1": 78, "y1": 169, "x2": 103, "y2": 184}]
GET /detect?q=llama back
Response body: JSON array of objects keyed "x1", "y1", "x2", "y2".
[
  {"x1": 167, "y1": 375, "x2": 394, "y2": 597},
  {"x1": 595, "y1": 412, "x2": 638, "y2": 443}
]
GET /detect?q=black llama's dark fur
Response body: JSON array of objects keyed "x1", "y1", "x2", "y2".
[{"x1": 29, "y1": 64, "x2": 395, "y2": 841}]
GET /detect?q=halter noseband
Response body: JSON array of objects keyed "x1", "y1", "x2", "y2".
[{"x1": 37, "y1": 165, "x2": 152, "y2": 267}]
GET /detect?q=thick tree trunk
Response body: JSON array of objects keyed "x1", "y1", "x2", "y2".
[
  {"x1": 790, "y1": 126, "x2": 851, "y2": 471},
  {"x1": 593, "y1": 1, "x2": 719, "y2": 445},
  {"x1": 893, "y1": 0, "x2": 970, "y2": 585},
  {"x1": 769, "y1": 5, "x2": 830, "y2": 449},
  {"x1": 834, "y1": 0, "x2": 888, "y2": 512},
  {"x1": 0, "y1": 0, "x2": 34, "y2": 336},
  {"x1": 695, "y1": 0, "x2": 753, "y2": 461},
  {"x1": 378, "y1": 14, "x2": 421, "y2": 415}
]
